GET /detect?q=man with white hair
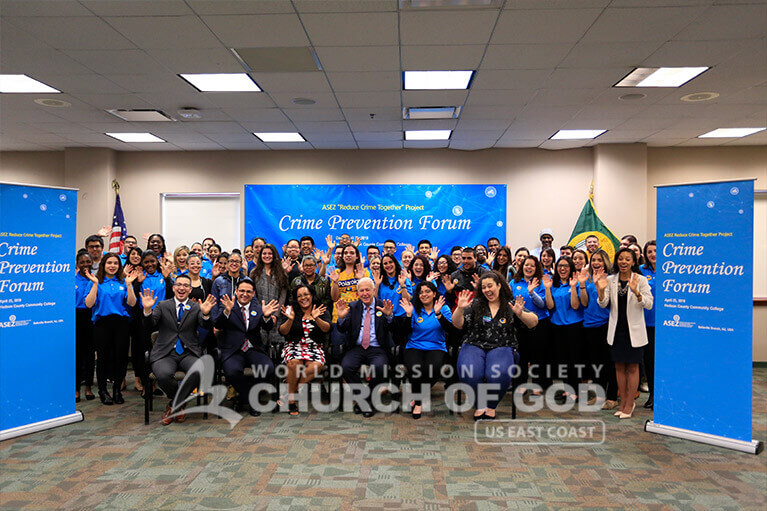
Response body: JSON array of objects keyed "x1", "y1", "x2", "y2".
[{"x1": 336, "y1": 277, "x2": 394, "y2": 417}]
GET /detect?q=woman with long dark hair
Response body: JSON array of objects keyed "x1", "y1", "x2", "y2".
[
  {"x1": 492, "y1": 246, "x2": 513, "y2": 281},
  {"x1": 453, "y1": 271, "x2": 538, "y2": 420},
  {"x1": 399, "y1": 281, "x2": 453, "y2": 419},
  {"x1": 407, "y1": 253, "x2": 433, "y2": 287},
  {"x1": 84, "y1": 253, "x2": 139, "y2": 405},
  {"x1": 640, "y1": 240, "x2": 657, "y2": 409},
  {"x1": 595, "y1": 247, "x2": 653, "y2": 419},
  {"x1": 248, "y1": 244, "x2": 288, "y2": 348},
  {"x1": 540, "y1": 248, "x2": 556, "y2": 276},
  {"x1": 75, "y1": 250, "x2": 95, "y2": 402}
]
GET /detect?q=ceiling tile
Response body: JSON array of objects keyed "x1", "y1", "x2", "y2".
[
  {"x1": 675, "y1": 4, "x2": 767, "y2": 40},
  {"x1": 403, "y1": 119, "x2": 457, "y2": 130},
  {"x1": 505, "y1": 0, "x2": 611, "y2": 8},
  {"x1": 201, "y1": 14, "x2": 309, "y2": 47},
  {"x1": 471, "y1": 70, "x2": 550, "y2": 90},
  {"x1": 400, "y1": 10, "x2": 500, "y2": 45},
  {"x1": 5, "y1": 16, "x2": 135, "y2": 49},
  {"x1": 581, "y1": 6, "x2": 706, "y2": 42},
  {"x1": 42, "y1": 74, "x2": 127, "y2": 94},
  {"x1": 222, "y1": 108, "x2": 292, "y2": 122},
  {"x1": 144, "y1": 48, "x2": 244, "y2": 73},
  {"x1": 459, "y1": 105, "x2": 525, "y2": 119},
  {"x1": 559, "y1": 42, "x2": 663, "y2": 68},
  {"x1": 187, "y1": 0, "x2": 296, "y2": 15},
  {"x1": 348, "y1": 120, "x2": 402, "y2": 132},
  {"x1": 402, "y1": 90, "x2": 468, "y2": 107},
  {"x1": 314, "y1": 46, "x2": 400, "y2": 71},
  {"x1": 105, "y1": 16, "x2": 222, "y2": 49},
  {"x1": 197, "y1": 92, "x2": 276, "y2": 109},
  {"x1": 254, "y1": 73, "x2": 332, "y2": 93},
  {"x1": 62, "y1": 49, "x2": 168, "y2": 75},
  {"x1": 80, "y1": 0, "x2": 193, "y2": 16},
  {"x1": 357, "y1": 140, "x2": 403, "y2": 149},
  {"x1": 342, "y1": 107, "x2": 402, "y2": 121},
  {"x1": 542, "y1": 67, "x2": 632, "y2": 89},
  {"x1": 641, "y1": 39, "x2": 749, "y2": 67},
  {"x1": 404, "y1": 140, "x2": 449, "y2": 149},
  {"x1": 66, "y1": 92, "x2": 157, "y2": 110},
  {"x1": 292, "y1": 121, "x2": 351, "y2": 132},
  {"x1": 481, "y1": 44, "x2": 572, "y2": 70},
  {"x1": 294, "y1": 0, "x2": 397, "y2": 13},
  {"x1": 402, "y1": 45, "x2": 486, "y2": 70},
  {"x1": 181, "y1": 122, "x2": 248, "y2": 134},
  {"x1": 310, "y1": 141, "x2": 359, "y2": 149},
  {"x1": 282, "y1": 108, "x2": 345, "y2": 122},
  {"x1": 302, "y1": 13, "x2": 398, "y2": 46},
  {"x1": 492, "y1": 9, "x2": 602, "y2": 44},
  {"x1": 326, "y1": 72, "x2": 401, "y2": 92},
  {"x1": 267, "y1": 92, "x2": 339, "y2": 109},
  {"x1": 336, "y1": 91, "x2": 401, "y2": 108},
  {"x1": 0, "y1": 0, "x2": 92, "y2": 16}
]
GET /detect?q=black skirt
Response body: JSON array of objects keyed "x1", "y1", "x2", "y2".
[{"x1": 610, "y1": 282, "x2": 644, "y2": 364}]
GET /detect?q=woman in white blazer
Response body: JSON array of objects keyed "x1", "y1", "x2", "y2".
[{"x1": 595, "y1": 248, "x2": 653, "y2": 419}]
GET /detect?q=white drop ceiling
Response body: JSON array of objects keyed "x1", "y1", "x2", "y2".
[{"x1": 0, "y1": 0, "x2": 765, "y2": 151}]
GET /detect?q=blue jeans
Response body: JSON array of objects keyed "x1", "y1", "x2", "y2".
[{"x1": 457, "y1": 343, "x2": 518, "y2": 410}]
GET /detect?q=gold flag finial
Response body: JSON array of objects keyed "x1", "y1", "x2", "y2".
[
  {"x1": 112, "y1": 179, "x2": 120, "y2": 192},
  {"x1": 588, "y1": 180, "x2": 594, "y2": 200}
]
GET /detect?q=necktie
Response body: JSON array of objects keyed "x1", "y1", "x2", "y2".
[
  {"x1": 241, "y1": 305, "x2": 249, "y2": 352},
  {"x1": 175, "y1": 303, "x2": 184, "y2": 354},
  {"x1": 361, "y1": 306, "x2": 371, "y2": 350}
]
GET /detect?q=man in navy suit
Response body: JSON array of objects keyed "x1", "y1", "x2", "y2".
[
  {"x1": 214, "y1": 278, "x2": 279, "y2": 416},
  {"x1": 337, "y1": 277, "x2": 394, "y2": 417}
]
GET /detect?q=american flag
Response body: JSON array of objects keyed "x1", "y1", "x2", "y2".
[{"x1": 108, "y1": 192, "x2": 127, "y2": 254}]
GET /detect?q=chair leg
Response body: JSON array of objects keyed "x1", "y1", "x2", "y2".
[
  {"x1": 144, "y1": 387, "x2": 149, "y2": 425},
  {"x1": 203, "y1": 393, "x2": 208, "y2": 420}
]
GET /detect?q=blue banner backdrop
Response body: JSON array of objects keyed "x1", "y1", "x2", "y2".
[
  {"x1": 0, "y1": 183, "x2": 79, "y2": 435},
  {"x1": 655, "y1": 180, "x2": 753, "y2": 442},
  {"x1": 244, "y1": 184, "x2": 507, "y2": 253}
]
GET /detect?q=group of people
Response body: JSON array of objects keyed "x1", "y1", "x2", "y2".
[{"x1": 74, "y1": 227, "x2": 656, "y2": 424}]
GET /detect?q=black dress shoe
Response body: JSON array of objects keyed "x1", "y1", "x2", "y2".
[
  {"x1": 113, "y1": 387, "x2": 125, "y2": 405},
  {"x1": 85, "y1": 392, "x2": 96, "y2": 401},
  {"x1": 353, "y1": 404, "x2": 363, "y2": 415},
  {"x1": 362, "y1": 408, "x2": 376, "y2": 418},
  {"x1": 248, "y1": 406, "x2": 261, "y2": 417},
  {"x1": 644, "y1": 395, "x2": 654, "y2": 409},
  {"x1": 99, "y1": 390, "x2": 113, "y2": 405},
  {"x1": 76, "y1": 396, "x2": 81, "y2": 403}
]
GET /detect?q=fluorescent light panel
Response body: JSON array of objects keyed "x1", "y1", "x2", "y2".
[
  {"x1": 254, "y1": 132, "x2": 305, "y2": 142},
  {"x1": 107, "y1": 109, "x2": 173, "y2": 122},
  {"x1": 404, "y1": 106, "x2": 460, "y2": 119},
  {"x1": 404, "y1": 70, "x2": 474, "y2": 90},
  {"x1": 105, "y1": 132, "x2": 166, "y2": 143},
  {"x1": 698, "y1": 127, "x2": 766, "y2": 138},
  {"x1": 615, "y1": 67, "x2": 709, "y2": 87},
  {"x1": 405, "y1": 130, "x2": 452, "y2": 141},
  {"x1": 551, "y1": 129, "x2": 606, "y2": 140},
  {"x1": 0, "y1": 74, "x2": 60, "y2": 93},
  {"x1": 179, "y1": 73, "x2": 261, "y2": 92}
]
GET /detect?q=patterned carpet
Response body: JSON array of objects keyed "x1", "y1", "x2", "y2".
[{"x1": 1, "y1": 369, "x2": 766, "y2": 511}]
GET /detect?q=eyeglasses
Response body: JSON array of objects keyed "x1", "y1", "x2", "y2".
[
  {"x1": 174, "y1": 283, "x2": 191, "y2": 289},
  {"x1": 229, "y1": 260, "x2": 242, "y2": 265}
]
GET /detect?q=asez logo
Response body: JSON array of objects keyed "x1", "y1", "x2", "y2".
[
  {"x1": 0, "y1": 315, "x2": 30, "y2": 328},
  {"x1": 663, "y1": 314, "x2": 693, "y2": 328}
]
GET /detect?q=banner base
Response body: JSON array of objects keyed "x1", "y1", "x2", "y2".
[
  {"x1": 645, "y1": 420, "x2": 763, "y2": 455},
  {"x1": 0, "y1": 412, "x2": 84, "y2": 442}
]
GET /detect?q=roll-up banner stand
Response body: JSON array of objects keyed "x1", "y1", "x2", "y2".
[
  {"x1": 0, "y1": 182, "x2": 83, "y2": 441},
  {"x1": 647, "y1": 179, "x2": 762, "y2": 454}
]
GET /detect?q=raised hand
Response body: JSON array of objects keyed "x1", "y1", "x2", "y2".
[
  {"x1": 125, "y1": 268, "x2": 140, "y2": 283},
  {"x1": 142, "y1": 232, "x2": 151, "y2": 242},
  {"x1": 399, "y1": 296, "x2": 413, "y2": 315},
  {"x1": 371, "y1": 268, "x2": 382, "y2": 287},
  {"x1": 220, "y1": 294, "x2": 235, "y2": 315},
  {"x1": 311, "y1": 304, "x2": 327, "y2": 320},
  {"x1": 486, "y1": 252, "x2": 495, "y2": 267},
  {"x1": 96, "y1": 225, "x2": 111, "y2": 238},
  {"x1": 434, "y1": 295, "x2": 446, "y2": 313},
  {"x1": 377, "y1": 299, "x2": 394, "y2": 317},
  {"x1": 336, "y1": 299, "x2": 349, "y2": 319},
  {"x1": 577, "y1": 268, "x2": 589, "y2": 286},
  {"x1": 528, "y1": 277, "x2": 540, "y2": 294},
  {"x1": 398, "y1": 269, "x2": 408, "y2": 286},
  {"x1": 456, "y1": 289, "x2": 473, "y2": 309},
  {"x1": 262, "y1": 299, "x2": 280, "y2": 318},
  {"x1": 84, "y1": 268, "x2": 99, "y2": 284},
  {"x1": 314, "y1": 249, "x2": 326, "y2": 264},
  {"x1": 569, "y1": 275, "x2": 578, "y2": 287},
  {"x1": 405, "y1": 243, "x2": 415, "y2": 253},
  {"x1": 471, "y1": 273, "x2": 480, "y2": 290},
  {"x1": 137, "y1": 270, "x2": 146, "y2": 283},
  {"x1": 354, "y1": 262, "x2": 365, "y2": 279},
  {"x1": 594, "y1": 270, "x2": 608, "y2": 293},
  {"x1": 329, "y1": 269, "x2": 340, "y2": 283},
  {"x1": 161, "y1": 259, "x2": 174, "y2": 278},
  {"x1": 281, "y1": 256, "x2": 292, "y2": 272},
  {"x1": 199, "y1": 294, "x2": 217, "y2": 315},
  {"x1": 628, "y1": 273, "x2": 639, "y2": 294},
  {"x1": 427, "y1": 271, "x2": 440, "y2": 282},
  {"x1": 141, "y1": 288, "x2": 157, "y2": 310},
  {"x1": 281, "y1": 304, "x2": 295, "y2": 320},
  {"x1": 542, "y1": 274, "x2": 553, "y2": 289},
  {"x1": 211, "y1": 262, "x2": 222, "y2": 278},
  {"x1": 429, "y1": 247, "x2": 440, "y2": 260},
  {"x1": 353, "y1": 236, "x2": 361, "y2": 247},
  {"x1": 510, "y1": 295, "x2": 525, "y2": 316},
  {"x1": 442, "y1": 274, "x2": 456, "y2": 292},
  {"x1": 326, "y1": 234, "x2": 335, "y2": 250}
]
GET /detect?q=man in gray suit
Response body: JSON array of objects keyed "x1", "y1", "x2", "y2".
[{"x1": 142, "y1": 274, "x2": 216, "y2": 425}]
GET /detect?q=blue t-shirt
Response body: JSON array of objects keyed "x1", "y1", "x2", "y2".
[
  {"x1": 510, "y1": 279, "x2": 549, "y2": 320},
  {"x1": 91, "y1": 276, "x2": 130, "y2": 322},
  {"x1": 549, "y1": 282, "x2": 583, "y2": 326},
  {"x1": 141, "y1": 271, "x2": 167, "y2": 310},
  {"x1": 201, "y1": 259, "x2": 214, "y2": 279},
  {"x1": 75, "y1": 273, "x2": 93, "y2": 310},
  {"x1": 406, "y1": 304, "x2": 453, "y2": 352},
  {"x1": 641, "y1": 266, "x2": 656, "y2": 327},
  {"x1": 378, "y1": 278, "x2": 413, "y2": 317},
  {"x1": 582, "y1": 281, "x2": 609, "y2": 328}
]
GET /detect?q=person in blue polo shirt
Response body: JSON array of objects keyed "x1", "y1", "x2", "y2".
[
  {"x1": 75, "y1": 249, "x2": 95, "y2": 403},
  {"x1": 641, "y1": 240, "x2": 656, "y2": 409},
  {"x1": 399, "y1": 281, "x2": 453, "y2": 419},
  {"x1": 84, "y1": 253, "x2": 139, "y2": 406},
  {"x1": 543, "y1": 256, "x2": 584, "y2": 403}
]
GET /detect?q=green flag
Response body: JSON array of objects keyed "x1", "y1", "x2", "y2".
[{"x1": 568, "y1": 197, "x2": 621, "y2": 263}]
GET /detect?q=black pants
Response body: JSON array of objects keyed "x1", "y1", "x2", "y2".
[
  {"x1": 551, "y1": 321, "x2": 585, "y2": 392},
  {"x1": 76, "y1": 308, "x2": 95, "y2": 390},
  {"x1": 128, "y1": 314, "x2": 146, "y2": 386},
  {"x1": 93, "y1": 315, "x2": 130, "y2": 392},
  {"x1": 403, "y1": 348, "x2": 445, "y2": 406},
  {"x1": 151, "y1": 351, "x2": 200, "y2": 402},
  {"x1": 513, "y1": 325, "x2": 533, "y2": 389},
  {"x1": 644, "y1": 326, "x2": 655, "y2": 396},
  {"x1": 530, "y1": 317, "x2": 552, "y2": 390},
  {"x1": 584, "y1": 323, "x2": 618, "y2": 400},
  {"x1": 341, "y1": 346, "x2": 390, "y2": 390},
  {"x1": 221, "y1": 348, "x2": 275, "y2": 406}
]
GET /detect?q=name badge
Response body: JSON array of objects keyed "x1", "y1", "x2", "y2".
[
  {"x1": 183, "y1": 304, "x2": 191, "y2": 310},
  {"x1": 250, "y1": 310, "x2": 258, "y2": 316},
  {"x1": 482, "y1": 315, "x2": 492, "y2": 323},
  {"x1": 416, "y1": 316, "x2": 424, "y2": 323},
  {"x1": 376, "y1": 311, "x2": 383, "y2": 317},
  {"x1": 395, "y1": 286, "x2": 401, "y2": 293},
  {"x1": 499, "y1": 318, "x2": 507, "y2": 324},
  {"x1": 119, "y1": 286, "x2": 125, "y2": 291}
]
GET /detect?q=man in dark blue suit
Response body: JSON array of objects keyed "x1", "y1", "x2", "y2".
[
  {"x1": 337, "y1": 277, "x2": 394, "y2": 417},
  {"x1": 214, "y1": 278, "x2": 279, "y2": 416}
]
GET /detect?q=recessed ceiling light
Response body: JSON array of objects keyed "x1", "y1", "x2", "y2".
[
  {"x1": 614, "y1": 67, "x2": 709, "y2": 88},
  {"x1": 107, "y1": 109, "x2": 173, "y2": 122},
  {"x1": 179, "y1": 73, "x2": 261, "y2": 92},
  {"x1": 403, "y1": 70, "x2": 474, "y2": 90},
  {"x1": 105, "y1": 132, "x2": 166, "y2": 143},
  {"x1": 291, "y1": 97, "x2": 316, "y2": 105},
  {"x1": 681, "y1": 92, "x2": 719, "y2": 102},
  {"x1": 618, "y1": 93, "x2": 646, "y2": 101},
  {"x1": 550, "y1": 129, "x2": 606, "y2": 140},
  {"x1": 254, "y1": 132, "x2": 306, "y2": 143},
  {"x1": 698, "y1": 128, "x2": 766, "y2": 138},
  {"x1": 0, "y1": 74, "x2": 60, "y2": 93},
  {"x1": 404, "y1": 106, "x2": 460, "y2": 119},
  {"x1": 405, "y1": 129, "x2": 452, "y2": 141},
  {"x1": 177, "y1": 108, "x2": 202, "y2": 119},
  {"x1": 34, "y1": 98, "x2": 70, "y2": 107}
]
